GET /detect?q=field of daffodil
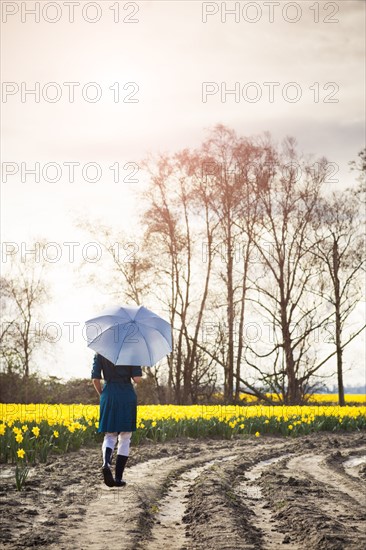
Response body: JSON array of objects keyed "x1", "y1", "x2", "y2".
[
  {"x1": 1, "y1": 401, "x2": 365, "y2": 467},
  {"x1": 239, "y1": 393, "x2": 366, "y2": 404}
]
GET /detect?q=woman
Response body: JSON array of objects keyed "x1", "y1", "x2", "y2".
[{"x1": 91, "y1": 353, "x2": 142, "y2": 487}]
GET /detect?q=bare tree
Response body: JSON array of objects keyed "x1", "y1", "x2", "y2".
[
  {"x1": 141, "y1": 151, "x2": 218, "y2": 403},
  {"x1": 310, "y1": 184, "x2": 365, "y2": 405},
  {"x1": 197, "y1": 124, "x2": 261, "y2": 402},
  {"x1": 0, "y1": 253, "x2": 49, "y2": 400},
  {"x1": 244, "y1": 137, "x2": 334, "y2": 404}
]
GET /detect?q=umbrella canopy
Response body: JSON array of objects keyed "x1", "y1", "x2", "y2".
[{"x1": 85, "y1": 305, "x2": 172, "y2": 366}]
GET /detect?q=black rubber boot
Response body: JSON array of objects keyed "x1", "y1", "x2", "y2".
[
  {"x1": 115, "y1": 455, "x2": 128, "y2": 487},
  {"x1": 102, "y1": 447, "x2": 114, "y2": 487}
]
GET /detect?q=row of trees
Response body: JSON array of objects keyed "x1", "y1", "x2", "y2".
[
  {"x1": 0, "y1": 369, "x2": 194, "y2": 405},
  {"x1": 0, "y1": 372, "x2": 97, "y2": 404},
  {"x1": 84, "y1": 126, "x2": 365, "y2": 405},
  {"x1": 1, "y1": 126, "x2": 365, "y2": 405}
]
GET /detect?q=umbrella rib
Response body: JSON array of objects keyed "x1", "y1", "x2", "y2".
[
  {"x1": 87, "y1": 327, "x2": 114, "y2": 346},
  {"x1": 137, "y1": 328, "x2": 153, "y2": 366},
  {"x1": 132, "y1": 321, "x2": 172, "y2": 347},
  {"x1": 115, "y1": 324, "x2": 138, "y2": 365}
]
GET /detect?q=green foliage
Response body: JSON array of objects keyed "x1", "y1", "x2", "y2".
[{"x1": 15, "y1": 463, "x2": 30, "y2": 491}]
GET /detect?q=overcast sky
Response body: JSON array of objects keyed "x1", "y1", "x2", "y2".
[{"x1": 1, "y1": 0, "x2": 365, "y2": 384}]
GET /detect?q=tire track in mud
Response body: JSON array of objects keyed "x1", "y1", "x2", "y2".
[
  {"x1": 288, "y1": 451, "x2": 366, "y2": 504},
  {"x1": 260, "y1": 441, "x2": 366, "y2": 550},
  {"x1": 47, "y1": 446, "x2": 239, "y2": 550},
  {"x1": 235, "y1": 454, "x2": 301, "y2": 549},
  {"x1": 178, "y1": 444, "x2": 302, "y2": 550},
  {"x1": 32, "y1": 434, "x2": 366, "y2": 550},
  {"x1": 46, "y1": 440, "x2": 297, "y2": 550},
  {"x1": 47, "y1": 455, "x2": 176, "y2": 550},
  {"x1": 146, "y1": 454, "x2": 238, "y2": 550},
  {"x1": 286, "y1": 450, "x2": 366, "y2": 548}
]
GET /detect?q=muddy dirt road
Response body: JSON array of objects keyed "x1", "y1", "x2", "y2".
[{"x1": 1, "y1": 432, "x2": 365, "y2": 549}]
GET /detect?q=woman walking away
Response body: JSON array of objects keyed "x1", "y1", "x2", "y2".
[{"x1": 91, "y1": 353, "x2": 142, "y2": 487}]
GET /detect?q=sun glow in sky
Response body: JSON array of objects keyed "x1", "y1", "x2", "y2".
[{"x1": 1, "y1": 1, "x2": 365, "y2": 383}]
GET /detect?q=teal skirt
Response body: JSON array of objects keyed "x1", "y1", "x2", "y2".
[{"x1": 98, "y1": 381, "x2": 138, "y2": 433}]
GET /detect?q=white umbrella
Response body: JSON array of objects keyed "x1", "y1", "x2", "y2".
[{"x1": 85, "y1": 305, "x2": 172, "y2": 366}]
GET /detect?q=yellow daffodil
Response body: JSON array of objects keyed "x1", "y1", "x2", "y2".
[
  {"x1": 17, "y1": 448, "x2": 25, "y2": 459},
  {"x1": 32, "y1": 426, "x2": 40, "y2": 438}
]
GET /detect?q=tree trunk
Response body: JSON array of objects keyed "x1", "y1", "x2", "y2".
[
  {"x1": 281, "y1": 300, "x2": 301, "y2": 405},
  {"x1": 183, "y1": 223, "x2": 213, "y2": 404},
  {"x1": 235, "y1": 246, "x2": 250, "y2": 401},
  {"x1": 336, "y1": 336, "x2": 345, "y2": 406},
  {"x1": 333, "y1": 240, "x2": 345, "y2": 406},
  {"x1": 225, "y1": 229, "x2": 235, "y2": 403}
]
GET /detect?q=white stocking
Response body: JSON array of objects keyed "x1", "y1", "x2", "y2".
[
  {"x1": 117, "y1": 432, "x2": 132, "y2": 456},
  {"x1": 102, "y1": 432, "x2": 118, "y2": 460}
]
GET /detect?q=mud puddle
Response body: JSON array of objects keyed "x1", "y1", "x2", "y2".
[{"x1": 343, "y1": 454, "x2": 366, "y2": 478}]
